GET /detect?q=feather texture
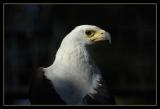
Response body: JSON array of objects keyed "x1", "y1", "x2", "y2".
[{"x1": 30, "y1": 25, "x2": 115, "y2": 105}]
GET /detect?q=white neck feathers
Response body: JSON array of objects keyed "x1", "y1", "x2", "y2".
[{"x1": 44, "y1": 37, "x2": 101, "y2": 104}]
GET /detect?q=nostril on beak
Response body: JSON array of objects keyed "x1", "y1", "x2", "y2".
[{"x1": 100, "y1": 30, "x2": 105, "y2": 35}]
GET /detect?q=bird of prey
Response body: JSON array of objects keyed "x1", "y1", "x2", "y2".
[{"x1": 29, "y1": 25, "x2": 115, "y2": 105}]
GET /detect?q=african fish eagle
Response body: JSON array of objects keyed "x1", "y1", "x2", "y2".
[{"x1": 29, "y1": 25, "x2": 115, "y2": 105}]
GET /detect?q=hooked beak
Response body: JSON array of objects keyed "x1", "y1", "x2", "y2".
[
  {"x1": 104, "y1": 31, "x2": 111, "y2": 44},
  {"x1": 90, "y1": 30, "x2": 111, "y2": 44}
]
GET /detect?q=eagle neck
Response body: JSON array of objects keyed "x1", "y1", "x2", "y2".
[{"x1": 44, "y1": 39, "x2": 101, "y2": 104}]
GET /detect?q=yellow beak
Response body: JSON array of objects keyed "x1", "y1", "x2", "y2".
[{"x1": 90, "y1": 30, "x2": 111, "y2": 44}]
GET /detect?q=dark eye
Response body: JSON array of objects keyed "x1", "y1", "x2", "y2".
[{"x1": 85, "y1": 30, "x2": 95, "y2": 37}]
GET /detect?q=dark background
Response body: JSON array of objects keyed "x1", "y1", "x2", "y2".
[{"x1": 4, "y1": 4, "x2": 156, "y2": 105}]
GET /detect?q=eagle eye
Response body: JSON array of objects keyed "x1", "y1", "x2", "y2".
[{"x1": 85, "y1": 30, "x2": 95, "y2": 37}]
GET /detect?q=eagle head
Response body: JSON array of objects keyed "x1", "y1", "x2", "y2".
[{"x1": 64, "y1": 25, "x2": 111, "y2": 45}]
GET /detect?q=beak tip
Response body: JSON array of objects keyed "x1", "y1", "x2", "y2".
[{"x1": 105, "y1": 33, "x2": 111, "y2": 44}]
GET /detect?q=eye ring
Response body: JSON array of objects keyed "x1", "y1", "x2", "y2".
[{"x1": 85, "y1": 30, "x2": 95, "y2": 37}]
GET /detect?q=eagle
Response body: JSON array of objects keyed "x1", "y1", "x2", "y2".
[{"x1": 29, "y1": 25, "x2": 115, "y2": 105}]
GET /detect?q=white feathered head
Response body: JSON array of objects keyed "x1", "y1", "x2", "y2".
[{"x1": 62, "y1": 25, "x2": 111, "y2": 46}]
